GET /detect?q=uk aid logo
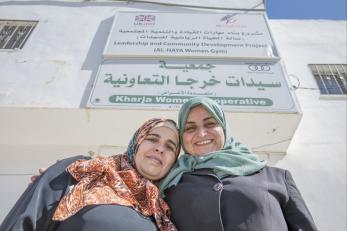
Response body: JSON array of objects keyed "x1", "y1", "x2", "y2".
[{"x1": 134, "y1": 15, "x2": 156, "y2": 26}]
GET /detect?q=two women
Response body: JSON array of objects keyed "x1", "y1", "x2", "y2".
[
  {"x1": 0, "y1": 118, "x2": 180, "y2": 231},
  {"x1": 1, "y1": 97, "x2": 317, "y2": 231},
  {"x1": 161, "y1": 97, "x2": 318, "y2": 231}
]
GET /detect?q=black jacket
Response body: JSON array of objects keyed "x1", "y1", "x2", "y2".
[{"x1": 165, "y1": 166, "x2": 317, "y2": 231}]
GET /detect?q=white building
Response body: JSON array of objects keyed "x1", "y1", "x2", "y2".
[{"x1": 0, "y1": 1, "x2": 346, "y2": 230}]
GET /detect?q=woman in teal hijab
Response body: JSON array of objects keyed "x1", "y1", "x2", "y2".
[
  {"x1": 159, "y1": 97, "x2": 266, "y2": 191},
  {"x1": 160, "y1": 97, "x2": 317, "y2": 231}
]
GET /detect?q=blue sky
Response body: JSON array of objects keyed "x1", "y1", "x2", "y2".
[{"x1": 266, "y1": 0, "x2": 347, "y2": 20}]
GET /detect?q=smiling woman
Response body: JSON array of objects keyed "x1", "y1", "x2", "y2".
[
  {"x1": 160, "y1": 97, "x2": 317, "y2": 231},
  {"x1": 135, "y1": 123, "x2": 179, "y2": 180},
  {"x1": 0, "y1": 118, "x2": 180, "y2": 231},
  {"x1": 182, "y1": 106, "x2": 225, "y2": 156}
]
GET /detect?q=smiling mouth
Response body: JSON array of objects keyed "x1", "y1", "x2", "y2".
[
  {"x1": 195, "y1": 139, "x2": 213, "y2": 145},
  {"x1": 147, "y1": 156, "x2": 162, "y2": 165}
]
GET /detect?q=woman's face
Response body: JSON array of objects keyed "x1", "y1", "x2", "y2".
[
  {"x1": 183, "y1": 106, "x2": 225, "y2": 156},
  {"x1": 134, "y1": 126, "x2": 179, "y2": 181}
]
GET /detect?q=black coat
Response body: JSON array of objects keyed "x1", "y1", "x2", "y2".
[
  {"x1": 165, "y1": 166, "x2": 317, "y2": 231},
  {"x1": 0, "y1": 156, "x2": 157, "y2": 231}
]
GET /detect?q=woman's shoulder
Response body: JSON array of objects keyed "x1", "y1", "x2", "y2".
[
  {"x1": 38, "y1": 155, "x2": 91, "y2": 181},
  {"x1": 263, "y1": 165, "x2": 287, "y2": 172},
  {"x1": 257, "y1": 166, "x2": 289, "y2": 180},
  {"x1": 48, "y1": 155, "x2": 91, "y2": 170}
]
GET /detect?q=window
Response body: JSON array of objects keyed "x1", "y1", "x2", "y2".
[
  {"x1": 309, "y1": 64, "x2": 347, "y2": 96},
  {"x1": 0, "y1": 20, "x2": 38, "y2": 50}
]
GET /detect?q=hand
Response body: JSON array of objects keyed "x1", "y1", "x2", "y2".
[{"x1": 30, "y1": 167, "x2": 47, "y2": 182}]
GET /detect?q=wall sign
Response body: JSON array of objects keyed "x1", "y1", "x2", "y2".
[
  {"x1": 87, "y1": 60, "x2": 295, "y2": 112},
  {"x1": 104, "y1": 12, "x2": 279, "y2": 60}
]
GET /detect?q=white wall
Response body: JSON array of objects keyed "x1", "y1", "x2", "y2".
[
  {"x1": 0, "y1": 2, "x2": 346, "y2": 230},
  {"x1": 268, "y1": 19, "x2": 347, "y2": 230}
]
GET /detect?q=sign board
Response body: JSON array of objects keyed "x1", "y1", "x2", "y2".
[
  {"x1": 87, "y1": 60, "x2": 296, "y2": 112},
  {"x1": 104, "y1": 12, "x2": 279, "y2": 60}
]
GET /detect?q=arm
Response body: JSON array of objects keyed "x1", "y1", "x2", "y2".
[
  {"x1": 283, "y1": 170, "x2": 318, "y2": 231},
  {"x1": 0, "y1": 156, "x2": 89, "y2": 231}
]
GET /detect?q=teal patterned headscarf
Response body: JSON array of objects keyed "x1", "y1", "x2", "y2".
[{"x1": 159, "y1": 97, "x2": 266, "y2": 194}]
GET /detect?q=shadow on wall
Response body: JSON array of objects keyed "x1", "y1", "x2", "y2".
[
  {"x1": 0, "y1": 1, "x2": 205, "y2": 108},
  {"x1": 2, "y1": 1, "x2": 256, "y2": 108},
  {"x1": 79, "y1": 16, "x2": 115, "y2": 107}
]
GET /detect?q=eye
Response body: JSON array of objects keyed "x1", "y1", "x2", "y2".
[
  {"x1": 166, "y1": 143, "x2": 176, "y2": 153},
  {"x1": 145, "y1": 135, "x2": 158, "y2": 142},
  {"x1": 184, "y1": 125, "x2": 196, "y2": 133},
  {"x1": 205, "y1": 122, "x2": 216, "y2": 128},
  {"x1": 205, "y1": 120, "x2": 218, "y2": 128}
]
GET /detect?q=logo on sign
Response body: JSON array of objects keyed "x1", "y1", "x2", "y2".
[
  {"x1": 134, "y1": 15, "x2": 156, "y2": 26},
  {"x1": 220, "y1": 14, "x2": 237, "y2": 24},
  {"x1": 217, "y1": 14, "x2": 245, "y2": 28},
  {"x1": 248, "y1": 64, "x2": 271, "y2": 72}
]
